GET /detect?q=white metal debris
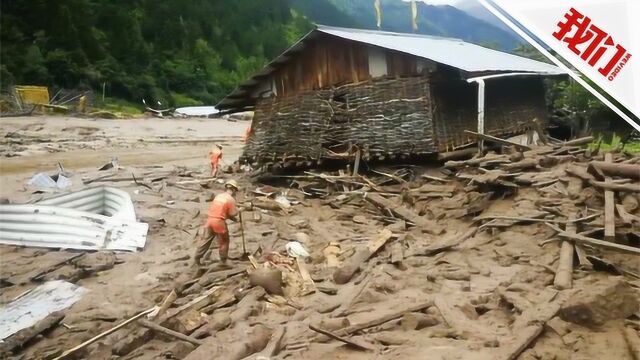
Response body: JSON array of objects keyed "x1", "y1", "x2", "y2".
[
  {"x1": 0, "y1": 280, "x2": 86, "y2": 340},
  {"x1": 27, "y1": 173, "x2": 71, "y2": 190},
  {"x1": 0, "y1": 186, "x2": 148, "y2": 252},
  {"x1": 175, "y1": 106, "x2": 219, "y2": 117}
]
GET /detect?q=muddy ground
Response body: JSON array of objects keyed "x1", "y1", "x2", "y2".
[{"x1": 0, "y1": 116, "x2": 638, "y2": 360}]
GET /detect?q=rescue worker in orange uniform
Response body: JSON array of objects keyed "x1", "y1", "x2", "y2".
[
  {"x1": 244, "y1": 124, "x2": 252, "y2": 144},
  {"x1": 194, "y1": 179, "x2": 239, "y2": 267},
  {"x1": 208, "y1": 144, "x2": 223, "y2": 177}
]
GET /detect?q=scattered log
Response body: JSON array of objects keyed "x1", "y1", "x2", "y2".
[
  {"x1": 437, "y1": 147, "x2": 478, "y2": 161},
  {"x1": 623, "y1": 327, "x2": 640, "y2": 360},
  {"x1": 589, "y1": 180, "x2": 640, "y2": 193},
  {"x1": 249, "y1": 268, "x2": 283, "y2": 295},
  {"x1": 390, "y1": 242, "x2": 404, "y2": 264},
  {"x1": 338, "y1": 300, "x2": 433, "y2": 335},
  {"x1": 401, "y1": 312, "x2": 439, "y2": 331},
  {"x1": 296, "y1": 258, "x2": 316, "y2": 294},
  {"x1": 309, "y1": 324, "x2": 375, "y2": 351},
  {"x1": 148, "y1": 289, "x2": 178, "y2": 320},
  {"x1": 502, "y1": 158, "x2": 538, "y2": 171},
  {"x1": 463, "y1": 130, "x2": 531, "y2": 151},
  {"x1": 574, "y1": 244, "x2": 593, "y2": 270},
  {"x1": 30, "y1": 254, "x2": 85, "y2": 282},
  {"x1": 0, "y1": 311, "x2": 64, "y2": 354},
  {"x1": 498, "y1": 292, "x2": 563, "y2": 360},
  {"x1": 409, "y1": 227, "x2": 477, "y2": 257},
  {"x1": 617, "y1": 204, "x2": 640, "y2": 224},
  {"x1": 333, "y1": 229, "x2": 393, "y2": 284},
  {"x1": 589, "y1": 161, "x2": 640, "y2": 180},
  {"x1": 255, "y1": 326, "x2": 286, "y2": 358},
  {"x1": 138, "y1": 319, "x2": 203, "y2": 346},
  {"x1": 227, "y1": 324, "x2": 273, "y2": 360},
  {"x1": 229, "y1": 287, "x2": 266, "y2": 324},
  {"x1": 554, "y1": 217, "x2": 576, "y2": 290},
  {"x1": 54, "y1": 308, "x2": 155, "y2": 360},
  {"x1": 365, "y1": 193, "x2": 441, "y2": 232},
  {"x1": 603, "y1": 153, "x2": 616, "y2": 242},
  {"x1": 545, "y1": 223, "x2": 640, "y2": 255},
  {"x1": 562, "y1": 136, "x2": 594, "y2": 146},
  {"x1": 565, "y1": 165, "x2": 596, "y2": 182}
]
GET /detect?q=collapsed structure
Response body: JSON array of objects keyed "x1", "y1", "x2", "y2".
[{"x1": 218, "y1": 25, "x2": 565, "y2": 165}]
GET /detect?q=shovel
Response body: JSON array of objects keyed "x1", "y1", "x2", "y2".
[{"x1": 238, "y1": 211, "x2": 250, "y2": 260}]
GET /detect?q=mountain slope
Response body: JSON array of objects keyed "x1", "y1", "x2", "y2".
[
  {"x1": 320, "y1": 0, "x2": 522, "y2": 51},
  {"x1": 288, "y1": 0, "x2": 361, "y2": 28}
]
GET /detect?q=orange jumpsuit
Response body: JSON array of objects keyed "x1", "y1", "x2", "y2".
[
  {"x1": 209, "y1": 147, "x2": 222, "y2": 176},
  {"x1": 195, "y1": 192, "x2": 237, "y2": 265},
  {"x1": 244, "y1": 125, "x2": 252, "y2": 144}
]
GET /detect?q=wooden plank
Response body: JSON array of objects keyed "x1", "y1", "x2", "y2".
[
  {"x1": 309, "y1": 324, "x2": 375, "y2": 351},
  {"x1": 604, "y1": 153, "x2": 616, "y2": 242},
  {"x1": 463, "y1": 130, "x2": 531, "y2": 151},
  {"x1": 545, "y1": 223, "x2": 640, "y2": 255},
  {"x1": 365, "y1": 193, "x2": 428, "y2": 227},
  {"x1": 333, "y1": 229, "x2": 393, "y2": 284},
  {"x1": 574, "y1": 244, "x2": 593, "y2": 270},
  {"x1": 138, "y1": 319, "x2": 203, "y2": 346}
]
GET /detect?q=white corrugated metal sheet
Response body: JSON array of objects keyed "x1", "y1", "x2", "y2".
[
  {"x1": 0, "y1": 186, "x2": 148, "y2": 252},
  {"x1": 0, "y1": 280, "x2": 86, "y2": 340}
]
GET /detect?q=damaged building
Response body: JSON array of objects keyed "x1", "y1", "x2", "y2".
[{"x1": 217, "y1": 25, "x2": 566, "y2": 166}]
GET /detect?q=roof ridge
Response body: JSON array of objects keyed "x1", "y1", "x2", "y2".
[{"x1": 315, "y1": 24, "x2": 463, "y2": 42}]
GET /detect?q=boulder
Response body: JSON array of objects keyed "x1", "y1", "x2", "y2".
[{"x1": 559, "y1": 276, "x2": 638, "y2": 326}]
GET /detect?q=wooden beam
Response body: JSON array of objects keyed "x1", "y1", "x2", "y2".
[
  {"x1": 589, "y1": 180, "x2": 640, "y2": 193},
  {"x1": 463, "y1": 130, "x2": 531, "y2": 151},
  {"x1": 309, "y1": 324, "x2": 375, "y2": 351},
  {"x1": 338, "y1": 300, "x2": 433, "y2": 335},
  {"x1": 554, "y1": 217, "x2": 576, "y2": 290},
  {"x1": 53, "y1": 308, "x2": 155, "y2": 360},
  {"x1": 604, "y1": 153, "x2": 616, "y2": 242},
  {"x1": 138, "y1": 319, "x2": 203, "y2": 346},
  {"x1": 589, "y1": 161, "x2": 640, "y2": 180},
  {"x1": 545, "y1": 223, "x2": 640, "y2": 255}
]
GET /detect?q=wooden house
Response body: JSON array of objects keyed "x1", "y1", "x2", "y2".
[{"x1": 217, "y1": 25, "x2": 565, "y2": 165}]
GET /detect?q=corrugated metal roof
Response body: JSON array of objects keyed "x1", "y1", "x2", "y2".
[
  {"x1": 317, "y1": 25, "x2": 564, "y2": 74},
  {"x1": 218, "y1": 25, "x2": 565, "y2": 110}
]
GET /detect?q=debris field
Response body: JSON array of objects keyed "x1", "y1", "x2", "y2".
[{"x1": 0, "y1": 117, "x2": 639, "y2": 360}]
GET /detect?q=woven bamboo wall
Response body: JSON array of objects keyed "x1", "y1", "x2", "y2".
[{"x1": 243, "y1": 76, "x2": 436, "y2": 163}]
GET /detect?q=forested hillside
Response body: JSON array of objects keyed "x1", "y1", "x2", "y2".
[
  {"x1": 1, "y1": 0, "x2": 312, "y2": 106},
  {"x1": 1, "y1": 0, "x2": 522, "y2": 107}
]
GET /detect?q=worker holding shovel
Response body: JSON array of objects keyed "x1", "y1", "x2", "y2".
[{"x1": 194, "y1": 179, "x2": 241, "y2": 268}]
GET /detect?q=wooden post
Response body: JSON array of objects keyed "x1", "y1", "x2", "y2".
[
  {"x1": 353, "y1": 148, "x2": 361, "y2": 176},
  {"x1": 604, "y1": 153, "x2": 616, "y2": 242},
  {"x1": 476, "y1": 79, "x2": 485, "y2": 154}
]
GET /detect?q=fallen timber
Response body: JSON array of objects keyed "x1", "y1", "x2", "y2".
[{"x1": 26, "y1": 131, "x2": 640, "y2": 360}]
